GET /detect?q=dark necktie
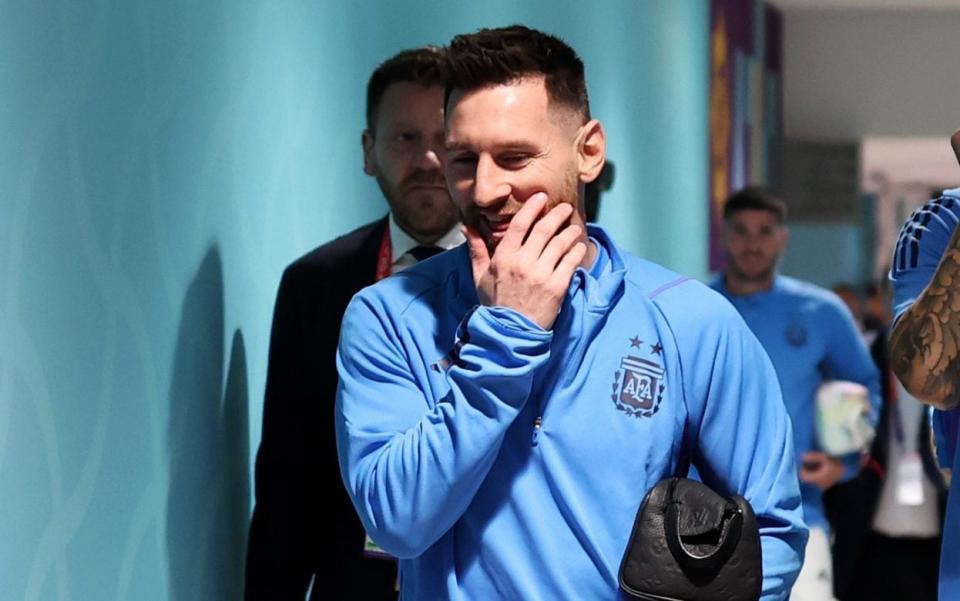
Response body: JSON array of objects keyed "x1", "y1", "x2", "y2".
[{"x1": 408, "y1": 246, "x2": 444, "y2": 262}]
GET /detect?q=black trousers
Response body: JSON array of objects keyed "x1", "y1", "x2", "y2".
[{"x1": 845, "y1": 532, "x2": 940, "y2": 601}]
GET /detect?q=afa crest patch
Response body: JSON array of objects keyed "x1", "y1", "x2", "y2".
[
  {"x1": 785, "y1": 317, "x2": 807, "y2": 347},
  {"x1": 611, "y1": 336, "x2": 665, "y2": 418}
]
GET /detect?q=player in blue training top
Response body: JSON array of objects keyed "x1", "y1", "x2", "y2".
[
  {"x1": 888, "y1": 129, "x2": 960, "y2": 601},
  {"x1": 335, "y1": 25, "x2": 806, "y2": 601},
  {"x1": 710, "y1": 187, "x2": 881, "y2": 601}
]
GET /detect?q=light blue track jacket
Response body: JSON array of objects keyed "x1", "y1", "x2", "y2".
[
  {"x1": 336, "y1": 226, "x2": 807, "y2": 600},
  {"x1": 710, "y1": 275, "x2": 882, "y2": 532},
  {"x1": 890, "y1": 188, "x2": 960, "y2": 601}
]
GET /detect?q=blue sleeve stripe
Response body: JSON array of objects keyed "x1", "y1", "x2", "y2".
[
  {"x1": 895, "y1": 228, "x2": 908, "y2": 273},
  {"x1": 894, "y1": 223, "x2": 915, "y2": 274},
  {"x1": 892, "y1": 196, "x2": 960, "y2": 275},
  {"x1": 647, "y1": 277, "x2": 690, "y2": 300}
]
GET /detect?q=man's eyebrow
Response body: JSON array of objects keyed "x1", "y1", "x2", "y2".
[
  {"x1": 444, "y1": 140, "x2": 539, "y2": 153},
  {"x1": 382, "y1": 121, "x2": 418, "y2": 132},
  {"x1": 444, "y1": 140, "x2": 471, "y2": 152}
]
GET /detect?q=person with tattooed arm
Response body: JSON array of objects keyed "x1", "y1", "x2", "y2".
[{"x1": 888, "y1": 129, "x2": 960, "y2": 600}]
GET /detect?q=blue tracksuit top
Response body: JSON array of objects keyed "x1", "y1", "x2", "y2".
[
  {"x1": 890, "y1": 188, "x2": 960, "y2": 601},
  {"x1": 709, "y1": 275, "x2": 882, "y2": 532},
  {"x1": 336, "y1": 226, "x2": 807, "y2": 600}
]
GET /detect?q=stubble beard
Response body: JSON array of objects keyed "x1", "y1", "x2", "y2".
[
  {"x1": 378, "y1": 169, "x2": 458, "y2": 242},
  {"x1": 474, "y1": 171, "x2": 582, "y2": 255},
  {"x1": 728, "y1": 255, "x2": 776, "y2": 284}
]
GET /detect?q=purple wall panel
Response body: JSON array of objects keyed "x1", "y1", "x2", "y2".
[{"x1": 708, "y1": 0, "x2": 783, "y2": 272}]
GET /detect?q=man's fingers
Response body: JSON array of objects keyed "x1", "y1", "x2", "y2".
[
  {"x1": 952, "y1": 128, "x2": 960, "y2": 166},
  {"x1": 550, "y1": 241, "x2": 587, "y2": 288},
  {"x1": 521, "y1": 203, "x2": 575, "y2": 259},
  {"x1": 539, "y1": 223, "x2": 582, "y2": 268},
  {"x1": 464, "y1": 225, "x2": 490, "y2": 283},
  {"x1": 498, "y1": 192, "x2": 548, "y2": 254}
]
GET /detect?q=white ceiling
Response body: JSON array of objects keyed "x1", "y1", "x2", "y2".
[
  {"x1": 770, "y1": 0, "x2": 960, "y2": 9},
  {"x1": 861, "y1": 137, "x2": 960, "y2": 188}
]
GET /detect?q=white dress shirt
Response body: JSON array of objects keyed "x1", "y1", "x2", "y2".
[{"x1": 388, "y1": 213, "x2": 464, "y2": 274}]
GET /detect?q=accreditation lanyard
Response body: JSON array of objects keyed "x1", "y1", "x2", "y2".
[
  {"x1": 375, "y1": 227, "x2": 392, "y2": 282},
  {"x1": 890, "y1": 376, "x2": 925, "y2": 506}
]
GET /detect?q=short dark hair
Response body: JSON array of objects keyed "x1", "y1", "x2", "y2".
[
  {"x1": 366, "y1": 46, "x2": 449, "y2": 132},
  {"x1": 723, "y1": 186, "x2": 788, "y2": 223},
  {"x1": 445, "y1": 25, "x2": 590, "y2": 121}
]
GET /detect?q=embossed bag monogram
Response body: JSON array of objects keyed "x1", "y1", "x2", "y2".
[{"x1": 619, "y1": 478, "x2": 761, "y2": 601}]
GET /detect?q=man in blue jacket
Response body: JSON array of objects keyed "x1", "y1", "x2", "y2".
[
  {"x1": 888, "y1": 129, "x2": 960, "y2": 601},
  {"x1": 710, "y1": 188, "x2": 881, "y2": 601},
  {"x1": 336, "y1": 25, "x2": 807, "y2": 600}
]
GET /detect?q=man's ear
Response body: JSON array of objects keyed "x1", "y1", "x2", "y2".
[
  {"x1": 362, "y1": 129, "x2": 375, "y2": 176},
  {"x1": 577, "y1": 119, "x2": 606, "y2": 184},
  {"x1": 780, "y1": 226, "x2": 791, "y2": 252}
]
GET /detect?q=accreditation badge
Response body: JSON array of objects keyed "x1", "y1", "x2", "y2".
[{"x1": 896, "y1": 451, "x2": 925, "y2": 506}]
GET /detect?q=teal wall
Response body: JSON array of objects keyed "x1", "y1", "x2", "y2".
[
  {"x1": 0, "y1": 1, "x2": 708, "y2": 599},
  {"x1": 780, "y1": 223, "x2": 868, "y2": 290}
]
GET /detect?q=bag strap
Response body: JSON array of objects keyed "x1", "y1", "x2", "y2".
[{"x1": 664, "y1": 481, "x2": 744, "y2": 572}]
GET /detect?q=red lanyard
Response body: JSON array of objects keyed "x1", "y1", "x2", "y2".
[{"x1": 375, "y1": 226, "x2": 392, "y2": 282}]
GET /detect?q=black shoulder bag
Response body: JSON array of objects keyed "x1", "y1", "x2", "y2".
[{"x1": 618, "y1": 478, "x2": 762, "y2": 601}]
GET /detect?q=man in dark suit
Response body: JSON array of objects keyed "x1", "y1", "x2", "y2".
[{"x1": 244, "y1": 46, "x2": 462, "y2": 601}]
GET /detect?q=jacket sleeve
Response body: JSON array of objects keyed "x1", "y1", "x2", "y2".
[
  {"x1": 245, "y1": 268, "x2": 315, "y2": 599},
  {"x1": 335, "y1": 297, "x2": 551, "y2": 559},
  {"x1": 673, "y1": 294, "x2": 808, "y2": 601}
]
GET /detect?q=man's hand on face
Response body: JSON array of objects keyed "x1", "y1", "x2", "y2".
[{"x1": 464, "y1": 192, "x2": 587, "y2": 330}]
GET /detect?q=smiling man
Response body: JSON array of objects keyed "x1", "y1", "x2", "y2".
[
  {"x1": 710, "y1": 187, "x2": 881, "y2": 601},
  {"x1": 335, "y1": 26, "x2": 807, "y2": 600}
]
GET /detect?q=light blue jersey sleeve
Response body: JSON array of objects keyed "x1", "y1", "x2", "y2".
[
  {"x1": 335, "y1": 297, "x2": 550, "y2": 558},
  {"x1": 890, "y1": 190, "x2": 960, "y2": 320},
  {"x1": 819, "y1": 295, "x2": 883, "y2": 479},
  {"x1": 890, "y1": 189, "x2": 960, "y2": 469},
  {"x1": 657, "y1": 285, "x2": 807, "y2": 601}
]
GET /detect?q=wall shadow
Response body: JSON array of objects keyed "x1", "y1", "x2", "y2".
[{"x1": 166, "y1": 246, "x2": 250, "y2": 601}]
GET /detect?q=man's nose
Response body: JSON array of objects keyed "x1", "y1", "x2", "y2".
[
  {"x1": 472, "y1": 154, "x2": 509, "y2": 208},
  {"x1": 415, "y1": 141, "x2": 443, "y2": 170}
]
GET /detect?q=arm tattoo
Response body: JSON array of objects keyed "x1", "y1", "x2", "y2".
[{"x1": 891, "y1": 225, "x2": 960, "y2": 409}]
